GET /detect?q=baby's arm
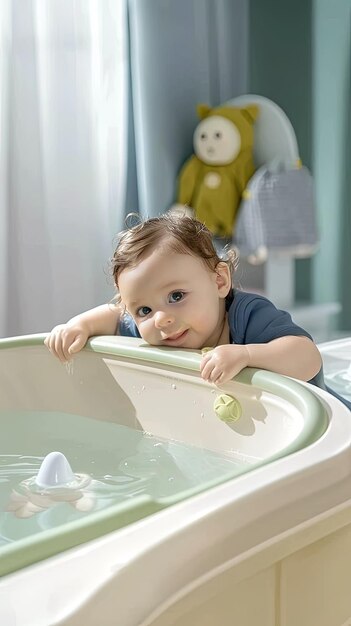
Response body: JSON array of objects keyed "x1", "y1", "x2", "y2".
[
  {"x1": 201, "y1": 336, "x2": 322, "y2": 384},
  {"x1": 45, "y1": 303, "x2": 122, "y2": 362}
]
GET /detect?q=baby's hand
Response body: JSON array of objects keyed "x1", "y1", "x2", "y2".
[
  {"x1": 200, "y1": 345, "x2": 250, "y2": 384},
  {"x1": 44, "y1": 323, "x2": 89, "y2": 363}
]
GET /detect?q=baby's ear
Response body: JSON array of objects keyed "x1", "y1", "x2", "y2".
[{"x1": 215, "y1": 262, "x2": 231, "y2": 297}]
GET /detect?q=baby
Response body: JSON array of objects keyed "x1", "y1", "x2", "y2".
[{"x1": 45, "y1": 213, "x2": 329, "y2": 392}]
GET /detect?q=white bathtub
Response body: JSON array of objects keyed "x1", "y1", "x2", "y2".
[{"x1": 0, "y1": 335, "x2": 351, "y2": 626}]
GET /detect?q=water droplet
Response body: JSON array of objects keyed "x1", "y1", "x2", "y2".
[
  {"x1": 141, "y1": 385, "x2": 146, "y2": 391},
  {"x1": 168, "y1": 476, "x2": 175, "y2": 482},
  {"x1": 171, "y1": 384, "x2": 177, "y2": 390},
  {"x1": 193, "y1": 400, "x2": 197, "y2": 405},
  {"x1": 153, "y1": 442, "x2": 163, "y2": 448},
  {"x1": 65, "y1": 360, "x2": 74, "y2": 375},
  {"x1": 200, "y1": 412, "x2": 204, "y2": 418}
]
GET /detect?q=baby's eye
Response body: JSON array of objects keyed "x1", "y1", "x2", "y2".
[
  {"x1": 200, "y1": 132, "x2": 207, "y2": 140},
  {"x1": 136, "y1": 306, "x2": 151, "y2": 318},
  {"x1": 214, "y1": 131, "x2": 222, "y2": 139},
  {"x1": 168, "y1": 291, "x2": 185, "y2": 303}
]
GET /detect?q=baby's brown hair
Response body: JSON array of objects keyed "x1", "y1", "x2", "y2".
[{"x1": 111, "y1": 212, "x2": 237, "y2": 298}]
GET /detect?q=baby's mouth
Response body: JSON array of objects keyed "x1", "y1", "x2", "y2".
[{"x1": 162, "y1": 329, "x2": 189, "y2": 343}]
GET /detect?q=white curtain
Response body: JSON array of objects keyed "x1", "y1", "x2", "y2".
[{"x1": 0, "y1": 0, "x2": 128, "y2": 337}]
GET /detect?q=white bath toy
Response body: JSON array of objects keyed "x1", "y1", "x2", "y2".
[
  {"x1": 35, "y1": 451, "x2": 76, "y2": 488},
  {"x1": 7, "y1": 452, "x2": 94, "y2": 518}
]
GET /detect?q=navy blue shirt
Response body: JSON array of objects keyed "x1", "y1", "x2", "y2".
[{"x1": 118, "y1": 290, "x2": 351, "y2": 411}]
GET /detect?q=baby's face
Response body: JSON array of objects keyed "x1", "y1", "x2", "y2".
[{"x1": 118, "y1": 249, "x2": 230, "y2": 350}]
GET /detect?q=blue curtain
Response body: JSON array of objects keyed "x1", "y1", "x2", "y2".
[{"x1": 124, "y1": 0, "x2": 249, "y2": 219}]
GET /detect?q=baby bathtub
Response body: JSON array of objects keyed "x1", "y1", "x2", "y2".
[{"x1": 0, "y1": 334, "x2": 351, "y2": 626}]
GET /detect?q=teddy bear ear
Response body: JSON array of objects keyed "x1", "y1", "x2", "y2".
[
  {"x1": 241, "y1": 105, "x2": 259, "y2": 123},
  {"x1": 197, "y1": 103, "x2": 211, "y2": 119}
]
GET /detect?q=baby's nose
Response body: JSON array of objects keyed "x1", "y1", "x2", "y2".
[{"x1": 154, "y1": 311, "x2": 175, "y2": 328}]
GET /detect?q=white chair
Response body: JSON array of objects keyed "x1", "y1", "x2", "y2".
[{"x1": 226, "y1": 94, "x2": 302, "y2": 309}]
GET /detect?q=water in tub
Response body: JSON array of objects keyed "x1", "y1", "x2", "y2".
[{"x1": 0, "y1": 410, "x2": 247, "y2": 545}]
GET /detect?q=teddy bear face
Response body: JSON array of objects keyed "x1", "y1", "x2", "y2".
[{"x1": 193, "y1": 115, "x2": 241, "y2": 165}]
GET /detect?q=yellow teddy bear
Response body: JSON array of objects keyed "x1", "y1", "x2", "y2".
[{"x1": 177, "y1": 103, "x2": 258, "y2": 237}]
